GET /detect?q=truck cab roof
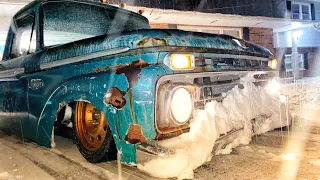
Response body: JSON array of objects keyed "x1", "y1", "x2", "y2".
[{"x1": 14, "y1": 0, "x2": 148, "y2": 23}]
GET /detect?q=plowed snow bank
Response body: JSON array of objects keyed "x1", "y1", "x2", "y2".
[{"x1": 138, "y1": 74, "x2": 289, "y2": 179}]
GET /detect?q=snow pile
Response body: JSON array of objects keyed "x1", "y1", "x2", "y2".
[
  {"x1": 281, "y1": 78, "x2": 320, "y2": 112},
  {"x1": 309, "y1": 159, "x2": 320, "y2": 166},
  {"x1": 138, "y1": 110, "x2": 218, "y2": 179},
  {"x1": 280, "y1": 78, "x2": 320, "y2": 121},
  {"x1": 138, "y1": 74, "x2": 289, "y2": 179},
  {"x1": 0, "y1": 171, "x2": 14, "y2": 180}
]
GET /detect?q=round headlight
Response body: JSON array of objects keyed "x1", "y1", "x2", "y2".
[{"x1": 170, "y1": 88, "x2": 193, "y2": 124}]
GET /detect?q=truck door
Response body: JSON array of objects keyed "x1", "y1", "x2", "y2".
[{"x1": 0, "y1": 12, "x2": 36, "y2": 141}]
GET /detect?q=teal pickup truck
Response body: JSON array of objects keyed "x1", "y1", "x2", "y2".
[{"x1": 0, "y1": 0, "x2": 288, "y2": 165}]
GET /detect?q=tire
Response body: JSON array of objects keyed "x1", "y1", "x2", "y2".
[{"x1": 72, "y1": 101, "x2": 116, "y2": 163}]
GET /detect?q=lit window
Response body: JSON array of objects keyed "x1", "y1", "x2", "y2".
[
  {"x1": 292, "y1": 3, "x2": 311, "y2": 20},
  {"x1": 284, "y1": 54, "x2": 304, "y2": 72}
]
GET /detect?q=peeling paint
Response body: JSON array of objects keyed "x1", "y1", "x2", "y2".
[
  {"x1": 104, "y1": 87, "x2": 127, "y2": 109},
  {"x1": 57, "y1": 102, "x2": 67, "y2": 113},
  {"x1": 127, "y1": 90, "x2": 136, "y2": 123},
  {"x1": 51, "y1": 128, "x2": 56, "y2": 148},
  {"x1": 134, "y1": 100, "x2": 152, "y2": 104},
  {"x1": 93, "y1": 66, "x2": 110, "y2": 73},
  {"x1": 137, "y1": 37, "x2": 167, "y2": 48},
  {"x1": 124, "y1": 124, "x2": 147, "y2": 144},
  {"x1": 114, "y1": 58, "x2": 149, "y2": 89}
]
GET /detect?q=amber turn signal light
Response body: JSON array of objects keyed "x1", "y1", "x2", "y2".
[{"x1": 170, "y1": 54, "x2": 195, "y2": 70}]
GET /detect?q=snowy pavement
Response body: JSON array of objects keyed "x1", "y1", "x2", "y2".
[
  {"x1": 0, "y1": 131, "x2": 156, "y2": 180},
  {"x1": 194, "y1": 129, "x2": 320, "y2": 180},
  {"x1": 2, "y1": 128, "x2": 320, "y2": 180}
]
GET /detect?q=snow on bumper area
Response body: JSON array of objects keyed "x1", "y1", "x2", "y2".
[{"x1": 138, "y1": 74, "x2": 290, "y2": 180}]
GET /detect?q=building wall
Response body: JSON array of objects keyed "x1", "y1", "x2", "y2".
[
  {"x1": 277, "y1": 47, "x2": 318, "y2": 78},
  {"x1": 249, "y1": 28, "x2": 275, "y2": 54},
  {"x1": 274, "y1": 27, "x2": 320, "y2": 48},
  {"x1": 149, "y1": 23, "x2": 169, "y2": 29},
  {"x1": 314, "y1": 2, "x2": 320, "y2": 20},
  {"x1": 288, "y1": 0, "x2": 320, "y2": 20}
]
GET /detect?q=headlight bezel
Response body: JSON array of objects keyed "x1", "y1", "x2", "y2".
[{"x1": 155, "y1": 82, "x2": 196, "y2": 135}]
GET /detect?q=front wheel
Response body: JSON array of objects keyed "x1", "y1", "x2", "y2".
[{"x1": 73, "y1": 101, "x2": 116, "y2": 163}]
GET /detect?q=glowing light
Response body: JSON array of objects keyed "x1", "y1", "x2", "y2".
[
  {"x1": 138, "y1": 10, "x2": 145, "y2": 14},
  {"x1": 268, "y1": 59, "x2": 278, "y2": 69},
  {"x1": 170, "y1": 54, "x2": 194, "y2": 70},
  {"x1": 266, "y1": 78, "x2": 281, "y2": 94},
  {"x1": 280, "y1": 95, "x2": 287, "y2": 103},
  {"x1": 293, "y1": 30, "x2": 302, "y2": 41},
  {"x1": 282, "y1": 153, "x2": 295, "y2": 161},
  {"x1": 171, "y1": 88, "x2": 192, "y2": 124},
  {"x1": 120, "y1": 3, "x2": 127, "y2": 8}
]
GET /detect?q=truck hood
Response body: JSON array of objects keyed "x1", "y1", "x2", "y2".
[{"x1": 24, "y1": 29, "x2": 273, "y2": 71}]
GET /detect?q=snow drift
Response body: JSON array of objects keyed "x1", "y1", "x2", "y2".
[{"x1": 137, "y1": 73, "x2": 290, "y2": 180}]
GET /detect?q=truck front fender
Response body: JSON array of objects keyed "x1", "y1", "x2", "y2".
[
  {"x1": 35, "y1": 69, "x2": 135, "y2": 157},
  {"x1": 36, "y1": 64, "x2": 167, "y2": 164}
]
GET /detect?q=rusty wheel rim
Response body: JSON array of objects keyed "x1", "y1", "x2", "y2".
[{"x1": 75, "y1": 102, "x2": 108, "y2": 151}]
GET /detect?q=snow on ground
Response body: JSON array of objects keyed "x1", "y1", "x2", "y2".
[
  {"x1": 0, "y1": 137, "x2": 55, "y2": 180},
  {"x1": 280, "y1": 78, "x2": 320, "y2": 120},
  {"x1": 0, "y1": 132, "x2": 155, "y2": 180},
  {"x1": 138, "y1": 74, "x2": 289, "y2": 180}
]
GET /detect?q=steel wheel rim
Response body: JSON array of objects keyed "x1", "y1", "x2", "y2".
[{"x1": 75, "y1": 102, "x2": 108, "y2": 151}]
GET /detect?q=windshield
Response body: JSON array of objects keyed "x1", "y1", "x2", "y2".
[{"x1": 42, "y1": 2, "x2": 150, "y2": 47}]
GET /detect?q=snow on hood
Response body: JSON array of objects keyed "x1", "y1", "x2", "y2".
[{"x1": 137, "y1": 73, "x2": 289, "y2": 180}]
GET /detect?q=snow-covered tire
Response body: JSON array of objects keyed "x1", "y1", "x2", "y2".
[{"x1": 72, "y1": 101, "x2": 116, "y2": 163}]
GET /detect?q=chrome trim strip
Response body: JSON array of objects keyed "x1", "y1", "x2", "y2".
[
  {"x1": 208, "y1": 54, "x2": 269, "y2": 61},
  {"x1": 0, "y1": 78, "x2": 19, "y2": 82},
  {"x1": 40, "y1": 47, "x2": 130, "y2": 70},
  {"x1": 0, "y1": 68, "x2": 25, "y2": 79}
]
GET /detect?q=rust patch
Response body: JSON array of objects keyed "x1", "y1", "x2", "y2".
[
  {"x1": 124, "y1": 124, "x2": 147, "y2": 144},
  {"x1": 114, "y1": 58, "x2": 149, "y2": 89},
  {"x1": 127, "y1": 90, "x2": 135, "y2": 123},
  {"x1": 104, "y1": 87, "x2": 126, "y2": 109},
  {"x1": 137, "y1": 37, "x2": 167, "y2": 47},
  {"x1": 93, "y1": 66, "x2": 110, "y2": 73}
]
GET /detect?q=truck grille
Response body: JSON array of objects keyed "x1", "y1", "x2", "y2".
[{"x1": 155, "y1": 71, "x2": 277, "y2": 136}]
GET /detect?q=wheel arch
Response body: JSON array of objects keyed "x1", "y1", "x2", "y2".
[{"x1": 35, "y1": 83, "x2": 122, "y2": 151}]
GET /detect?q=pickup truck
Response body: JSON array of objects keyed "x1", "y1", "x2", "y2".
[{"x1": 0, "y1": 0, "x2": 289, "y2": 165}]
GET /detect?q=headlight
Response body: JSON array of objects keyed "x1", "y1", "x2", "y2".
[
  {"x1": 165, "y1": 54, "x2": 195, "y2": 70},
  {"x1": 268, "y1": 59, "x2": 278, "y2": 69},
  {"x1": 170, "y1": 88, "x2": 193, "y2": 124}
]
